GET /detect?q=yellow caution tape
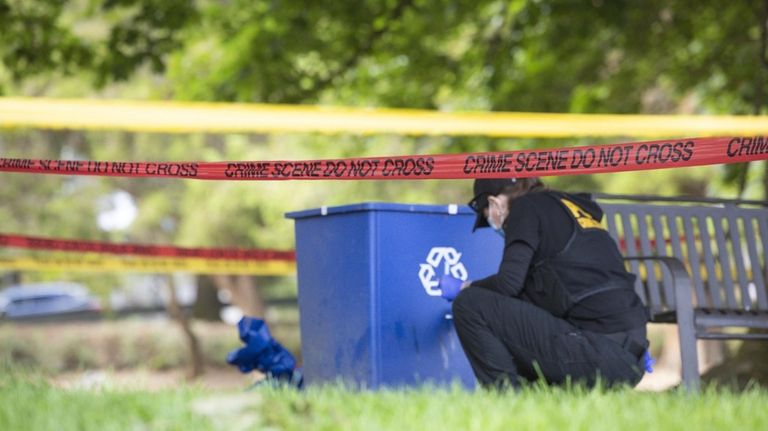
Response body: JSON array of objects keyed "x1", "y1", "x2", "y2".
[
  {"x1": 2, "y1": 97, "x2": 768, "y2": 137},
  {"x1": 0, "y1": 254, "x2": 295, "y2": 275}
]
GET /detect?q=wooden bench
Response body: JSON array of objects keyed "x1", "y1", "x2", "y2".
[{"x1": 595, "y1": 194, "x2": 768, "y2": 391}]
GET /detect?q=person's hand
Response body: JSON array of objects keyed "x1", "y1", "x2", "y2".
[{"x1": 439, "y1": 275, "x2": 467, "y2": 301}]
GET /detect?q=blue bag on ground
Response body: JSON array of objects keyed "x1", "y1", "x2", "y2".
[{"x1": 226, "y1": 316, "x2": 303, "y2": 388}]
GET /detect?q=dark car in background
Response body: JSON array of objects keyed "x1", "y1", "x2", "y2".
[{"x1": 0, "y1": 282, "x2": 102, "y2": 321}]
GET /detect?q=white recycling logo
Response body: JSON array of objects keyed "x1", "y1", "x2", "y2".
[{"x1": 418, "y1": 247, "x2": 468, "y2": 297}]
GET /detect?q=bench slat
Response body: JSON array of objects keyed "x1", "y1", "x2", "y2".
[
  {"x1": 667, "y1": 213, "x2": 690, "y2": 305},
  {"x1": 636, "y1": 210, "x2": 663, "y2": 309},
  {"x1": 619, "y1": 210, "x2": 648, "y2": 308},
  {"x1": 606, "y1": 209, "x2": 652, "y2": 307},
  {"x1": 652, "y1": 210, "x2": 675, "y2": 307},
  {"x1": 761, "y1": 216, "x2": 768, "y2": 283},
  {"x1": 682, "y1": 212, "x2": 707, "y2": 308},
  {"x1": 696, "y1": 214, "x2": 723, "y2": 309},
  {"x1": 727, "y1": 213, "x2": 753, "y2": 310},
  {"x1": 744, "y1": 216, "x2": 768, "y2": 310},
  {"x1": 713, "y1": 215, "x2": 740, "y2": 309}
]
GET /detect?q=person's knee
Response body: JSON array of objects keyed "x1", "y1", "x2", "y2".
[{"x1": 452, "y1": 286, "x2": 486, "y2": 317}]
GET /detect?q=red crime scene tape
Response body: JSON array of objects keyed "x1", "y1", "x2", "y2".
[
  {"x1": 0, "y1": 233, "x2": 295, "y2": 261},
  {"x1": 0, "y1": 136, "x2": 767, "y2": 181}
]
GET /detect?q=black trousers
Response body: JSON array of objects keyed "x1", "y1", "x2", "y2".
[{"x1": 452, "y1": 286, "x2": 646, "y2": 389}]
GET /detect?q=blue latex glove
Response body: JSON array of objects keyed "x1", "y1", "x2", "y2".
[
  {"x1": 439, "y1": 274, "x2": 464, "y2": 302},
  {"x1": 643, "y1": 350, "x2": 656, "y2": 373}
]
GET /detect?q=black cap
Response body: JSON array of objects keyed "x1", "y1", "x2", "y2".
[{"x1": 469, "y1": 178, "x2": 517, "y2": 231}]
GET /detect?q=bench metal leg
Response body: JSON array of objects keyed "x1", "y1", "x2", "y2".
[
  {"x1": 676, "y1": 307, "x2": 700, "y2": 392},
  {"x1": 664, "y1": 257, "x2": 701, "y2": 392}
]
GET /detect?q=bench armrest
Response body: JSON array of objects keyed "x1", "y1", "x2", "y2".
[
  {"x1": 623, "y1": 256, "x2": 700, "y2": 391},
  {"x1": 623, "y1": 256, "x2": 694, "y2": 315}
]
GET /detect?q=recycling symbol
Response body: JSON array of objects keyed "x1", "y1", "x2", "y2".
[{"x1": 418, "y1": 247, "x2": 468, "y2": 297}]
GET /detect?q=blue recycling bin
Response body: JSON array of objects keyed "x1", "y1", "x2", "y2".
[{"x1": 285, "y1": 202, "x2": 503, "y2": 389}]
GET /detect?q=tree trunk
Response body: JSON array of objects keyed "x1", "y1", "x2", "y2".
[
  {"x1": 192, "y1": 275, "x2": 225, "y2": 321},
  {"x1": 166, "y1": 274, "x2": 205, "y2": 379},
  {"x1": 212, "y1": 275, "x2": 265, "y2": 318}
]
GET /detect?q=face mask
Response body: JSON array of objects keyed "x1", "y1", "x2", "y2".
[
  {"x1": 487, "y1": 216, "x2": 501, "y2": 231},
  {"x1": 486, "y1": 197, "x2": 507, "y2": 237},
  {"x1": 487, "y1": 217, "x2": 505, "y2": 238}
]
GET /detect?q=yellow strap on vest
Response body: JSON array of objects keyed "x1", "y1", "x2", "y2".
[{"x1": 560, "y1": 198, "x2": 605, "y2": 230}]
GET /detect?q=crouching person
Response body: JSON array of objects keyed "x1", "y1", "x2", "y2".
[{"x1": 444, "y1": 178, "x2": 650, "y2": 390}]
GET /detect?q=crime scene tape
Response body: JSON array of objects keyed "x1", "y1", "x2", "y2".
[
  {"x1": 2, "y1": 97, "x2": 768, "y2": 137},
  {"x1": 1, "y1": 136, "x2": 767, "y2": 181},
  {"x1": 0, "y1": 254, "x2": 295, "y2": 275},
  {"x1": 0, "y1": 233, "x2": 295, "y2": 261}
]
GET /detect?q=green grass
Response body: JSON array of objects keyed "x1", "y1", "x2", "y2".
[
  {"x1": 0, "y1": 371, "x2": 213, "y2": 431},
  {"x1": 256, "y1": 384, "x2": 768, "y2": 431},
  {"x1": 2, "y1": 371, "x2": 768, "y2": 431}
]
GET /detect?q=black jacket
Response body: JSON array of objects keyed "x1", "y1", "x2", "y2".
[{"x1": 472, "y1": 190, "x2": 648, "y2": 333}]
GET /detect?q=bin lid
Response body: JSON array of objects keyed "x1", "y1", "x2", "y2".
[{"x1": 285, "y1": 202, "x2": 474, "y2": 219}]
